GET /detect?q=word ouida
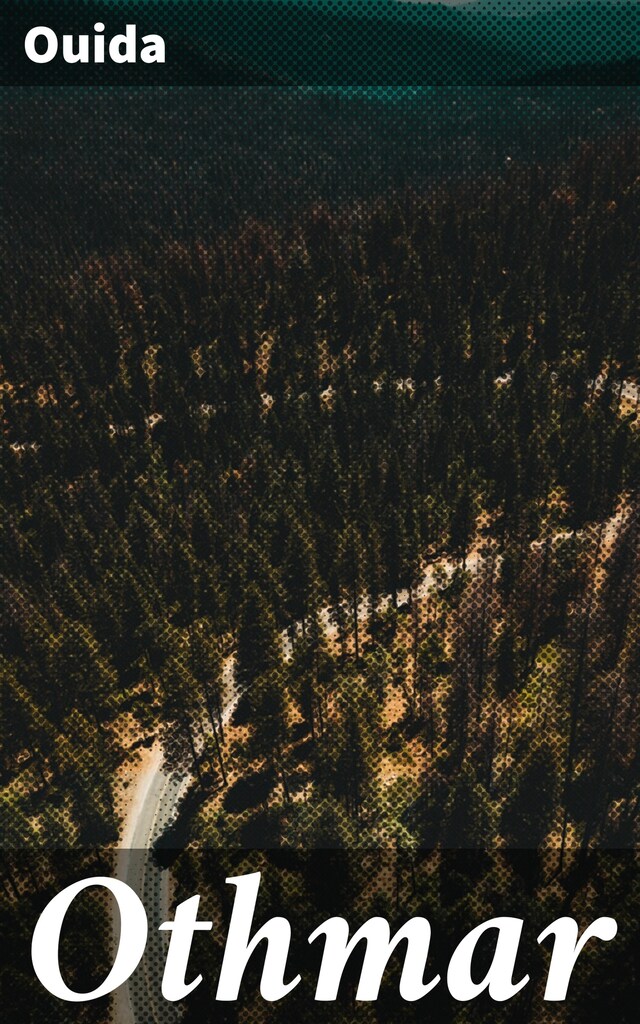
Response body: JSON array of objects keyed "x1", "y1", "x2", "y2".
[
  {"x1": 25, "y1": 24, "x2": 165, "y2": 64},
  {"x1": 32, "y1": 872, "x2": 617, "y2": 1004}
]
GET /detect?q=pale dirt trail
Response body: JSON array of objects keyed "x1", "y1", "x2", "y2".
[
  {"x1": 113, "y1": 656, "x2": 237, "y2": 1024},
  {"x1": 112, "y1": 503, "x2": 631, "y2": 1021},
  {"x1": 111, "y1": 541, "x2": 470, "y2": 1024}
]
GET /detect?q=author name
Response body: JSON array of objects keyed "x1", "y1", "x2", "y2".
[{"x1": 25, "y1": 24, "x2": 165, "y2": 64}]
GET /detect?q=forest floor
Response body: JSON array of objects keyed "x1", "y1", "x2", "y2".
[
  {"x1": 113, "y1": 656, "x2": 238, "y2": 1023},
  {"x1": 114, "y1": 499, "x2": 633, "y2": 850},
  {"x1": 109, "y1": 497, "x2": 633, "y2": 1023}
]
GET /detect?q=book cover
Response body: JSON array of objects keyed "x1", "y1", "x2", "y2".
[{"x1": 1, "y1": 4, "x2": 638, "y2": 1021}]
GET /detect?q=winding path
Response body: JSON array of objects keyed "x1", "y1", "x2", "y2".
[
  {"x1": 111, "y1": 504, "x2": 631, "y2": 1021},
  {"x1": 114, "y1": 659, "x2": 238, "y2": 1024},
  {"x1": 110, "y1": 542, "x2": 483, "y2": 1022}
]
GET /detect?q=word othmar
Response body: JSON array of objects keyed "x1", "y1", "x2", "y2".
[{"x1": 31, "y1": 871, "x2": 617, "y2": 1004}]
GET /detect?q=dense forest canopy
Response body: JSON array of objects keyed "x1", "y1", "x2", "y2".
[
  {"x1": 3, "y1": 87, "x2": 638, "y2": 251},
  {"x1": 1, "y1": 83, "x2": 639, "y2": 1024},
  {"x1": 1, "y1": 88, "x2": 638, "y2": 860}
]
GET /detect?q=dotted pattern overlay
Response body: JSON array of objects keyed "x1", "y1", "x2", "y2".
[
  {"x1": 1, "y1": 1, "x2": 639, "y2": 84},
  {"x1": 1, "y1": 85, "x2": 639, "y2": 1021}
]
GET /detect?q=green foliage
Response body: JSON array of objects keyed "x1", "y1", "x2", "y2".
[{"x1": 2, "y1": 103, "x2": 638, "y2": 858}]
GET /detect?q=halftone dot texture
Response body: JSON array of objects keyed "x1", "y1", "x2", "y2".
[
  {"x1": 1, "y1": 81, "x2": 639, "y2": 1023},
  {"x1": 1, "y1": 1, "x2": 638, "y2": 82}
]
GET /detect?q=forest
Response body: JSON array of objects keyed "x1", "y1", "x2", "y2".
[{"x1": 1, "y1": 86, "x2": 639, "y2": 1022}]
